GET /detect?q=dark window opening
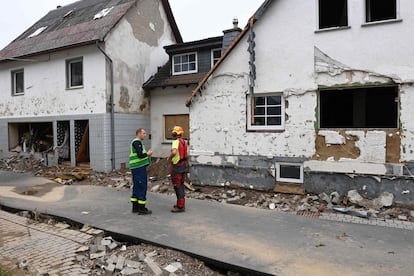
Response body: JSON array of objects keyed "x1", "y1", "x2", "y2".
[
  {"x1": 280, "y1": 165, "x2": 301, "y2": 180},
  {"x1": 8, "y1": 122, "x2": 53, "y2": 153},
  {"x1": 366, "y1": 0, "x2": 397, "y2": 22},
  {"x1": 320, "y1": 86, "x2": 398, "y2": 129},
  {"x1": 75, "y1": 120, "x2": 90, "y2": 164},
  {"x1": 319, "y1": 0, "x2": 348, "y2": 29}
]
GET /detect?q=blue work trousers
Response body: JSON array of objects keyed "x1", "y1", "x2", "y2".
[{"x1": 131, "y1": 166, "x2": 148, "y2": 203}]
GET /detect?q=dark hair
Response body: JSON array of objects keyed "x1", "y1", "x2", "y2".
[{"x1": 136, "y1": 128, "x2": 145, "y2": 135}]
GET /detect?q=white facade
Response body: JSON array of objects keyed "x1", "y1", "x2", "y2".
[
  {"x1": 0, "y1": 0, "x2": 177, "y2": 172},
  {"x1": 189, "y1": 0, "x2": 414, "y2": 196}
]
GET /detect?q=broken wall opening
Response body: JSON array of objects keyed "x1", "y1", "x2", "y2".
[
  {"x1": 75, "y1": 120, "x2": 90, "y2": 164},
  {"x1": 319, "y1": 85, "x2": 398, "y2": 129},
  {"x1": 8, "y1": 122, "x2": 53, "y2": 153},
  {"x1": 57, "y1": 121, "x2": 71, "y2": 164}
]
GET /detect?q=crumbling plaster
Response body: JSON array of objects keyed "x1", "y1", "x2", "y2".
[
  {"x1": 0, "y1": 45, "x2": 107, "y2": 118},
  {"x1": 105, "y1": 0, "x2": 176, "y2": 114}
]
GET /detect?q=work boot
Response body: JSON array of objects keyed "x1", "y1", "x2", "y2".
[
  {"x1": 131, "y1": 202, "x2": 139, "y2": 213},
  {"x1": 171, "y1": 206, "x2": 185, "y2": 213},
  {"x1": 137, "y1": 204, "x2": 152, "y2": 215}
]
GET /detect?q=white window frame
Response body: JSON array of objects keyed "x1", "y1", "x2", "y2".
[
  {"x1": 211, "y1": 48, "x2": 221, "y2": 68},
  {"x1": 172, "y1": 52, "x2": 197, "y2": 75},
  {"x1": 276, "y1": 163, "x2": 304, "y2": 184},
  {"x1": 11, "y1": 69, "x2": 24, "y2": 96},
  {"x1": 364, "y1": 0, "x2": 400, "y2": 24},
  {"x1": 66, "y1": 57, "x2": 83, "y2": 89},
  {"x1": 247, "y1": 94, "x2": 285, "y2": 131}
]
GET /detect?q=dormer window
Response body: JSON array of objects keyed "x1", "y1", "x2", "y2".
[
  {"x1": 172, "y1": 52, "x2": 197, "y2": 75},
  {"x1": 211, "y1": 49, "x2": 221, "y2": 67}
]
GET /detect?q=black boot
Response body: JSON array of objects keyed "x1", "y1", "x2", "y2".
[
  {"x1": 132, "y1": 202, "x2": 139, "y2": 213},
  {"x1": 137, "y1": 204, "x2": 152, "y2": 215}
]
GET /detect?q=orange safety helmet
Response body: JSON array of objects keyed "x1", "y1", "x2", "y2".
[{"x1": 172, "y1": 126, "x2": 184, "y2": 136}]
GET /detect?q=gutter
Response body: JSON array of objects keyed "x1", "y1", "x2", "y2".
[{"x1": 96, "y1": 41, "x2": 116, "y2": 171}]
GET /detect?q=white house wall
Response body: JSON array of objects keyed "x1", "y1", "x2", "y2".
[
  {"x1": 189, "y1": 0, "x2": 414, "y2": 197},
  {"x1": 0, "y1": 45, "x2": 107, "y2": 118},
  {"x1": 105, "y1": 0, "x2": 176, "y2": 115},
  {"x1": 150, "y1": 87, "x2": 190, "y2": 157}
]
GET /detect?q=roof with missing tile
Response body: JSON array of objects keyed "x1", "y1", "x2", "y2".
[{"x1": 0, "y1": 0, "x2": 182, "y2": 61}]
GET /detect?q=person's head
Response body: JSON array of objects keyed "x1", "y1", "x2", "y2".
[
  {"x1": 171, "y1": 126, "x2": 184, "y2": 139},
  {"x1": 136, "y1": 128, "x2": 147, "y2": 140}
]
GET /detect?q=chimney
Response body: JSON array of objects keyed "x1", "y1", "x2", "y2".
[{"x1": 222, "y1": 18, "x2": 242, "y2": 53}]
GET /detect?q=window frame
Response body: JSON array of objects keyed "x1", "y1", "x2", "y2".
[
  {"x1": 364, "y1": 0, "x2": 400, "y2": 24},
  {"x1": 66, "y1": 57, "x2": 84, "y2": 89},
  {"x1": 211, "y1": 48, "x2": 222, "y2": 68},
  {"x1": 247, "y1": 93, "x2": 285, "y2": 131},
  {"x1": 316, "y1": 0, "x2": 349, "y2": 31},
  {"x1": 172, "y1": 52, "x2": 198, "y2": 75},
  {"x1": 163, "y1": 114, "x2": 190, "y2": 142},
  {"x1": 318, "y1": 86, "x2": 399, "y2": 130},
  {"x1": 11, "y1": 69, "x2": 24, "y2": 96},
  {"x1": 276, "y1": 163, "x2": 304, "y2": 184}
]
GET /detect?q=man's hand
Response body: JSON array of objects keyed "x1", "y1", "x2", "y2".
[{"x1": 147, "y1": 149, "x2": 153, "y2": 156}]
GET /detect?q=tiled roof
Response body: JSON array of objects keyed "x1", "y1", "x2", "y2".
[
  {"x1": 143, "y1": 61, "x2": 206, "y2": 89},
  {"x1": 0, "y1": 0, "x2": 182, "y2": 61}
]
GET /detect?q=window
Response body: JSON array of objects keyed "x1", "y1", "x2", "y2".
[
  {"x1": 276, "y1": 163, "x2": 304, "y2": 184},
  {"x1": 211, "y1": 49, "x2": 221, "y2": 67},
  {"x1": 319, "y1": 86, "x2": 398, "y2": 129},
  {"x1": 11, "y1": 69, "x2": 24, "y2": 95},
  {"x1": 164, "y1": 114, "x2": 189, "y2": 140},
  {"x1": 248, "y1": 94, "x2": 284, "y2": 130},
  {"x1": 366, "y1": 0, "x2": 397, "y2": 23},
  {"x1": 172, "y1": 53, "x2": 197, "y2": 75},
  {"x1": 318, "y1": 0, "x2": 348, "y2": 29},
  {"x1": 67, "y1": 58, "x2": 83, "y2": 88}
]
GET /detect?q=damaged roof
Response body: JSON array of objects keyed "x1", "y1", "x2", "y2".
[
  {"x1": 143, "y1": 36, "x2": 223, "y2": 89},
  {"x1": 0, "y1": 0, "x2": 182, "y2": 61},
  {"x1": 185, "y1": 0, "x2": 274, "y2": 106}
]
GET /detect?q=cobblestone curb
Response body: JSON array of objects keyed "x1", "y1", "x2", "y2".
[{"x1": 0, "y1": 210, "x2": 97, "y2": 275}]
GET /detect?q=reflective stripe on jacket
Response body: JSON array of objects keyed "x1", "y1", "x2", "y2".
[{"x1": 129, "y1": 138, "x2": 151, "y2": 169}]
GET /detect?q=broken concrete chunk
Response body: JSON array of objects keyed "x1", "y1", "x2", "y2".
[
  {"x1": 372, "y1": 192, "x2": 394, "y2": 208},
  {"x1": 347, "y1": 190, "x2": 364, "y2": 205},
  {"x1": 120, "y1": 266, "x2": 142, "y2": 276},
  {"x1": 101, "y1": 238, "x2": 112, "y2": 246},
  {"x1": 144, "y1": 257, "x2": 163, "y2": 276},
  {"x1": 90, "y1": 251, "x2": 106, "y2": 260},
  {"x1": 115, "y1": 255, "x2": 126, "y2": 270},
  {"x1": 319, "y1": 192, "x2": 331, "y2": 204},
  {"x1": 104, "y1": 264, "x2": 115, "y2": 276},
  {"x1": 76, "y1": 246, "x2": 89, "y2": 253},
  {"x1": 164, "y1": 262, "x2": 183, "y2": 273},
  {"x1": 125, "y1": 259, "x2": 141, "y2": 269},
  {"x1": 330, "y1": 192, "x2": 340, "y2": 205}
]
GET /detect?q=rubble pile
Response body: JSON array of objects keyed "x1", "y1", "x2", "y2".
[{"x1": 1, "y1": 155, "x2": 413, "y2": 222}]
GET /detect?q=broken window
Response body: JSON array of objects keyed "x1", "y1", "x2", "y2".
[
  {"x1": 248, "y1": 94, "x2": 284, "y2": 131},
  {"x1": 211, "y1": 49, "x2": 221, "y2": 67},
  {"x1": 366, "y1": 0, "x2": 397, "y2": 22},
  {"x1": 276, "y1": 163, "x2": 304, "y2": 184},
  {"x1": 319, "y1": 86, "x2": 398, "y2": 129},
  {"x1": 164, "y1": 114, "x2": 189, "y2": 140},
  {"x1": 172, "y1": 53, "x2": 197, "y2": 75},
  {"x1": 8, "y1": 122, "x2": 53, "y2": 153},
  {"x1": 94, "y1": 7, "x2": 114, "y2": 20},
  {"x1": 11, "y1": 69, "x2": 24, "y2": 95},
  {"x1": 318, "y1": 0, "x2": 348, "y2": 29},
  {"x1": 67, "y1": 58, "x2": 83, "y2": 88}
]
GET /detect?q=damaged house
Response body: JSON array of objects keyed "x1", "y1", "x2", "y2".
[
  {"x1": 143, "y1": 20, "x2": 241, "y2": 157},
  {"x1": 0, "y1": 0, "x2": 182, "y2": 171},
  {"x1": 186, "y1": 0, "x2": 414, "y2": 205}
]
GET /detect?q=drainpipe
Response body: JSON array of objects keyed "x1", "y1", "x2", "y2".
[{"x1": 96, "y1": 41, "x2": 116, "y2": 171}]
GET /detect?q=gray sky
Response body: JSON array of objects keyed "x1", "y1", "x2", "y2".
[{"x1": 0, "y1": 0, "x2": 264, "y2": 49}]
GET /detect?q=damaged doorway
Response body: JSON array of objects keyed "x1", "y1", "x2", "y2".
[
  {"x1": 75, "y1": 120, "x2": 90, "y2": 166},
  {"x1": 56, "y1": 121, "x2": 71, "y2": 164},
  {"x1": 8, "y1": 122, "x2": 53, "y2": 154}
]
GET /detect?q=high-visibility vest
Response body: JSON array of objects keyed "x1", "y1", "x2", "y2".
[
  {"x1": 129, "y1": 138, "x2": 151, "y2": 169},
  {"x1": 172, "y1": 138, "x2": 188, "y2": 165}
]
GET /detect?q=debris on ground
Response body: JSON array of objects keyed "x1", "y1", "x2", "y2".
[{"x1": 1, "y1": 155, "x2": 413, "y2": 224}]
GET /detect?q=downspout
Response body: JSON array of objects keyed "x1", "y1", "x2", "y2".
[{"x1": 96, "y1": 41, "x2": 116, "y2": 171}]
